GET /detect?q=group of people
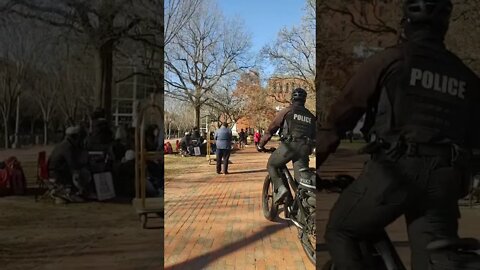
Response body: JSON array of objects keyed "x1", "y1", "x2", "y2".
[
  {"x1": 47, "y1": 108, "x2": 163, "y2": 203},
  {"x1": 178, "y1": 127, "x2": 209, "y2": 156}
]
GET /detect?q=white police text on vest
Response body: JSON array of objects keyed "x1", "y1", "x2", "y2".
[
  {"x1": 293, "y1": 114, "x2": 312, "y2": 124},
  {"x1": 410, "y1": 68, "x2": 466, "y2": 99}
]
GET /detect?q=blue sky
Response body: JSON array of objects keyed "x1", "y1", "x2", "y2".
[{"x1": 217, "y1": 0, "x2": 305, "y2": 76}]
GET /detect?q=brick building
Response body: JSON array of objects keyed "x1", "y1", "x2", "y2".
[{"x1": 234, "y1": 75, "x2": 313, "y2": 135}]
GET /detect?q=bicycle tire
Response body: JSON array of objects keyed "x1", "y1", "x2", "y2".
[{"x1": 262, "y1": 175, "x2": 278, "y2": 221}]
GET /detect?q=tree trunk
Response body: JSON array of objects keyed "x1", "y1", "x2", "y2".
[
  {"x1": 13, "y1": 96, "x2": 20, "y2": 149},
  {"x1": 43, "y1": 120, "x2": 49, "y2": 145},
  {"x1": 194, "y1": 104, "x2": 201, "y2": 129},
  {"x1": 3, "y1": 117, "x2": 8, "y2": 149},
  {"x1": 168, "y1": 122, "x2": 171, "y2": 139},
  {"x1": 94, "y1": 41, "x2": 114, "y2": 123}
]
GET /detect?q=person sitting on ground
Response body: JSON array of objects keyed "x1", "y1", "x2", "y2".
[
  {"x1": 47, "y1": 126, "x2": 90, "y2": 203},
  {"x1": 85, "y1": 109, "x2": 115, "y2": 172},
  {"x1": 180, "y1": 132, "x2": 193, "y2": 155},
  {"x1": 116, "y1": 150, "x2": 136, "y2": 197},
  {"x1": 112, "y1": 126, "x2": 127, "y2": 163},
  {"x1": 197, "y1": 132, "x2": 208, "y2": 154},
  {"x1": 164, "y1": 142, "x2": 173, "y2": 154},
  {"x1": 145, "y1": 125, "x2": 160, "y2": 152},
  {"x1": 116, "y1": 150, "x2": 163, "y2": 198},
  {"x1": 192, "y1": 127, "x2": 201, "y2": 142}
]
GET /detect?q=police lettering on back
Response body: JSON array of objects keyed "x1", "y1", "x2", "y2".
[
  {"x1": 293, "y1": 114, "x2": 312, "y2": 124},
  {"x1": 410, "y1": 68, "x2": 466, "y2": 99}
]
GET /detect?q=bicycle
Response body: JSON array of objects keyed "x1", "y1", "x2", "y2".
[
  {"x1": 319, "y1": 175, "x2": 480, "y2": 270},
  {"x1": 260, "y1": 147, "x2": 317, "y2": 264}
]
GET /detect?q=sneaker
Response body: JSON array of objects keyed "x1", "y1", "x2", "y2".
[
  {"x1": 274, "y1": 185, "x2": 289, "y2": 205},
  {"x1": 54, "y1": 196, "x2": 67, "y2": 205},
  {"x1": 65, "y1": 193, "x2": 85, "y2": 203}
]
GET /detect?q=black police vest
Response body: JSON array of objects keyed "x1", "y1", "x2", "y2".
[
  {"x1": 281, "y1": 106, "x2": 315, "y2": 139},
  {"x1": 373, "y1": 43, "x2": 475, "y2": 144}
]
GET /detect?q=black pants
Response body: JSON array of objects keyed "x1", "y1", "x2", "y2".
[
  {"x1": 267, "y1": 141, "x2": 311, "y2": 192},
  {"x1": 325, "y1": 155, "x2": 461, "y2": 270},
  {"x1": 216, "y1": 148, "x2": 231, "y2": 173}
]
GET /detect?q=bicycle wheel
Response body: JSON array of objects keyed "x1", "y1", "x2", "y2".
[
  {"x1": 262, "y1": 175, "x2": 278, "y2": 221},
  {"x1": 300, "y1": 230, "x2": 316, "y2": 264}
]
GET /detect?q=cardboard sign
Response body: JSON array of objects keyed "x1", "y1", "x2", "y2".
[{"x1": 93, "y1": 172, "x2": 116, "y2": 201}]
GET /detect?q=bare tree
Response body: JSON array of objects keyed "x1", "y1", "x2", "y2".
[
  {"x1": 1, "y1": 0, "x2": 162, "y2": 121},
  {"x1": 206, "y1": 76, "x2": 247, "y2": 125},
  {"x1": 263, "y1": 0, "x2": 316, "y2": 113},
  {"x1": 164, "y1": 98, "x2": 195, "y2": 138},
  {"x1": 0, "y1": 20, "x2": 46, "y2": 148},
  {"x1": 27, "y1": 71, "x2": 61, "y2": 145},
  {"x1": 164, "y1": 0, "x2": 201, "y2": 46},
  {"x1": 165, "y1": 0, "x2": 253, "y2": 128}
]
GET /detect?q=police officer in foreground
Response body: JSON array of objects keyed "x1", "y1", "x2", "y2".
[
  {"x1": 258, "y1": 88, "x2": 315, "y2": 204},
  {"x1": 317, "y1": 1, "x2": 480, "y2": 269}
]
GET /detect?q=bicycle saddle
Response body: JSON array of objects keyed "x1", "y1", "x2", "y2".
[{"x1": 427, "y1": 238, "x2": 480, "y2": 251}]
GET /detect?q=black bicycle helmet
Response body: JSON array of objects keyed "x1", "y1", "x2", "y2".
[
  {"x1": 291, "y1": 88, "x2": 307, "y2": 103},
  {"x1": 403, "y1": 0, "x2": 452, "y2": 25}
]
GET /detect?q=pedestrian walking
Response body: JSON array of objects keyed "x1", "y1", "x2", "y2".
[
  {"x1": 214, "y1": 122, "x2": 232, "y2": 174},
  {"x1": 238, "y1": 129, "x2": 246, "y2": 149},
  {"x1": 254, "y1": 129, "x2": 261, "y2": 147}
]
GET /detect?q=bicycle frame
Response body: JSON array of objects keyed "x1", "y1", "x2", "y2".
[
  {"x1": 279, "y1": 165, "x2": 298, "y2": 199},
  {"x1": 369, "y1": 230, "x2": 407, "y2": 270}
]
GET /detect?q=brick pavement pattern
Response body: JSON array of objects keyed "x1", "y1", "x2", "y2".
[{"x1": 164, "y1": 145, "x2": 315, "y2": 270}]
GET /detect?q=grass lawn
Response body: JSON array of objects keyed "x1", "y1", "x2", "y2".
[{"x1": 164, "y1": 154, "x2": 209, "y2": 181}]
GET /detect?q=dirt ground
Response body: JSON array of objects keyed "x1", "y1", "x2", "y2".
[
  {"x1": 0, "y1": 147, "x2": 163, "y2": 270},
  {"x1": 316, "y1": 146, "x2": 480, "y2": 269}
]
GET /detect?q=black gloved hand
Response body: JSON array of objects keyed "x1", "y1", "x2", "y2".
[{"x1": 257, "y1": 145, "x2": 266, "y2": 152}]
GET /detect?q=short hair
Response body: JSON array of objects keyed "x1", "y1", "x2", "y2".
[{"x1": 222, "y1": 122, "x2": 228, "y2": 127}]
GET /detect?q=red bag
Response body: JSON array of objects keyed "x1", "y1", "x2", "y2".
[
  {"x1": 0, "y1": 168, "x2": 11, "y2": 196},
  {"x1": 5, "y1": 157, "x2": 26, "y2": 195}
]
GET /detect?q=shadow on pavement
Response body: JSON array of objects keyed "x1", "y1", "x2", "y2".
[
  {"x1": 223, "y1": 169, "x2": 268, "y2": 175},
  {"x1": 316, "y1": 240, "x2": 411, "y2": 253},
  {"x1": 165, "y1": 224, "x2": 287, "y2": 270}
]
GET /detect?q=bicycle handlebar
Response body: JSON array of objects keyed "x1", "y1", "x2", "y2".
[{"x1": 257, "y1": 146, "x2": 276, "y2": 153}]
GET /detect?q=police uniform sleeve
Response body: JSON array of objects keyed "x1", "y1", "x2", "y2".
[
  {"x1": 259, "y1": 106, "x2": 291, "y2": 148},
  {"x1": 317, "y1": 47, "x2": 402, "y2": 167}
]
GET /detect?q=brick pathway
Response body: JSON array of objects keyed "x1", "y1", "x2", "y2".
[
  {"x1": 316, "y1": 147, "x2": 480, "y2": 270},
  {"x1": 164, "y1": 145, "x2": 315, "y2": 270}
]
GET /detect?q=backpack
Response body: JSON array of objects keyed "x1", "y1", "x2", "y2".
[{"x1": 0, "y1": 162, "x2": 11, "y2": 196}]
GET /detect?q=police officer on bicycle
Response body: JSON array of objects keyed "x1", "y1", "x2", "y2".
[
  {"x1": 317, "y1": 1, "x2": 480, "y2": 269},
  {"x1": 258, "y1": 88, "x2": 316, "y2": 204}
]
